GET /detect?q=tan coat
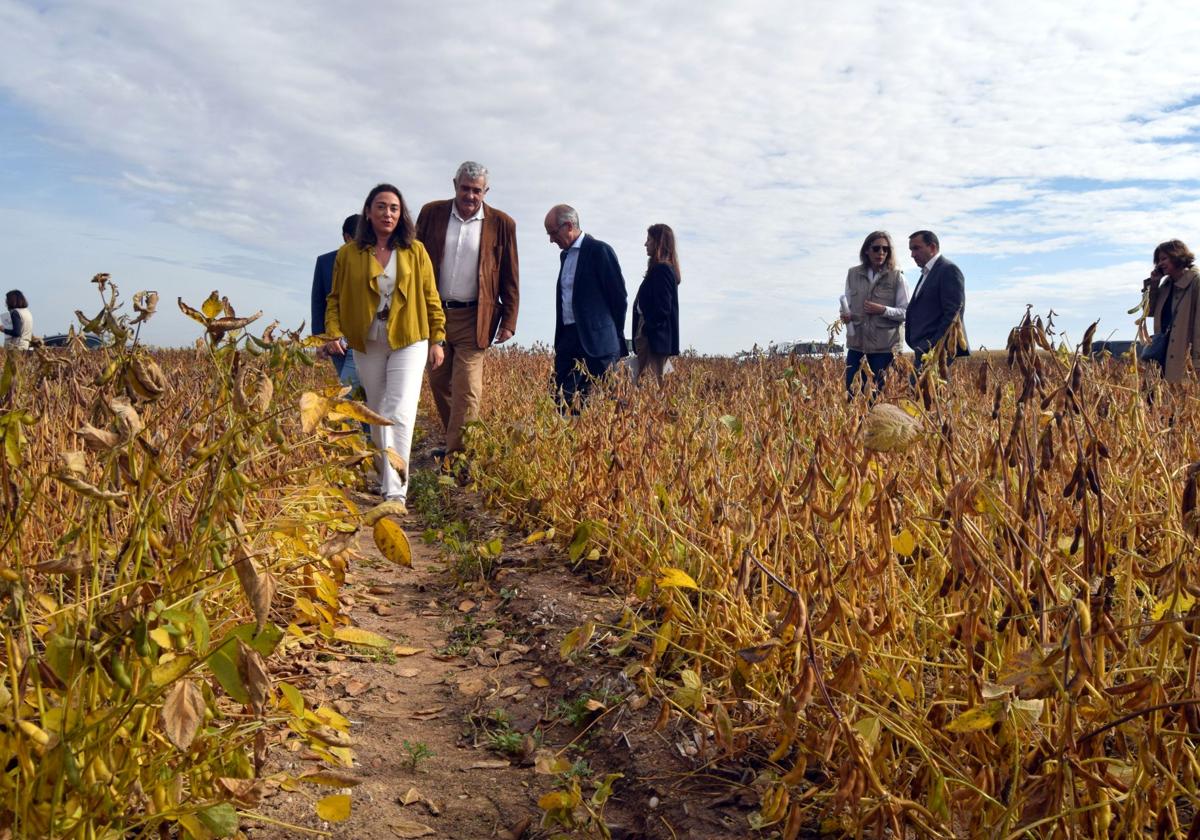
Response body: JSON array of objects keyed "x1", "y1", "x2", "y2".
[
  {"x1": 415, "y1": 200, "x2": 520, "y2": 350},
  {"x1": 1149, "y1": 266, "x2": 1200, "y2": 383}
]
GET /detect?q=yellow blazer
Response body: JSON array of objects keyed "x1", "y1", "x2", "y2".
[{"x1": 325, "y1": 241, "x2": 445, "y2": 352}]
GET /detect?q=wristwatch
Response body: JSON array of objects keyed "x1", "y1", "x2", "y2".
[{"x1": 435, "y1": 340, "x2": 446, "y2": 347}]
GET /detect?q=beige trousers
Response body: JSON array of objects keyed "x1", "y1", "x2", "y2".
[
  {"x1": 428, "y1": 306, "x2": 486, "y2": 453},
  {"x1": 634, "y1": 333, "x2": 669, "y2": 387}
]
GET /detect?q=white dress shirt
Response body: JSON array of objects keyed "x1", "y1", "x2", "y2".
[
  {"x1": 911, "y1": 253, "x2": 940, "y2": 301},
  {"x1": 439, "y1": 204, "x2": 484, "y2": 302},
  {"x1": 560, "y1": 232, "x2": 584, "y2": 326}
]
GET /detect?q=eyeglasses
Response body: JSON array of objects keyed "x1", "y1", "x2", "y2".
[{"x1": 870, "y1": 245, "x2": 890, "y2": 253}]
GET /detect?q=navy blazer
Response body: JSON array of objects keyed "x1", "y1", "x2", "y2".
[
  {"x1": 311, "y1": 249, "x2": 337, "y2": 335},
  {"x1": 904, "y1": 255, "x2": 969, "y2": 356},
  {"x1": 632, "y1": 263, "x2": 680, "y2": 356},
  {"x1": 555, "y1": 234, "x2": 627, "y2": 359}
]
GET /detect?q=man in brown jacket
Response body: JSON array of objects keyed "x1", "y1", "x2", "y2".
[{"x1": 415, "y1": 162, "x2": 520, "y2": 456}]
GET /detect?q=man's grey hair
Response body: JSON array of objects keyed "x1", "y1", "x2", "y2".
[
  {"x1": 454, "y1": 161, "x2": 489, "y2": 185},
  {"x1": 552, "y1": 204, "x2": 580, "y2": 229}
]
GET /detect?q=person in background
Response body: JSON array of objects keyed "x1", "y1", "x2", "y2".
[
  {"x1": 313, "y1": 214, "x2": 362, "y2": 388},
  {"x1": 905, "y1": 230, "x2": 968, "y2": 372},
  {"x1": 545, "y1": 204, "x2": 627, "y2": 409},
  {"x1": 1142, "y1": 238, "x2": 1200, "y2": 383},
  {"x1": 631, "y1": 223, "x2": 681, "y2": 387},
  {"x1": 415, "y1": 161, "x2": 519, "y2": 459},
  {"x1": 840, "y1": 231, "x2": 908, "y2": 395},
  {"x1": 323, "y1": 184, "x2": 445, "y2": 505},
  {"x1": 2, "y1": 290, "x2": 32, "y2": 350}
]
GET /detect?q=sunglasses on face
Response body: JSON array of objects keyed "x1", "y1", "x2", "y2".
[{"x1": 870, "y1": 245, "x2": 890, "y2": 253}]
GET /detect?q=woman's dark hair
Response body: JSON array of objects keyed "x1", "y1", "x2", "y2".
[
  {"x1": 646, "y1": 224, "x2": 682, "y2": 285},
  {"x1": 6, "y1": 290, "x2": 27, "y2": 309},
  {"x1": 1153, "y1": 239, "x2": 1195, "y2": 271},
  {"x1": 858, "y1": 231, "x2": 897, "y2": 271},
  {"x1": 355, "y1": 184, "x2": 415, "y2": 250}
]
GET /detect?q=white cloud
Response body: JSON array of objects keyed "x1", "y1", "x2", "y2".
[{"x1": 0, "y1": 0, "x2": 1198, "y2": 352}]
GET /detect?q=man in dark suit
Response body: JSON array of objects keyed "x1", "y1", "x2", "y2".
[
  {"x1": 905, "y1": 230, "x2": 969, "y2": 371},
  {"x1": 544, "y1": 204, "x2": 626, "y2": 408},
  {"x1": 312, "y1": 214, "x2": 361, "y2": 387},
  {"x1": 415, "y1": 162, "x2": 520, "y2": 456}
]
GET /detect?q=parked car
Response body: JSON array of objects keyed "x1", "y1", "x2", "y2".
[{"x1": 40, "y1": 333, "x2": 105, "y2": 350}]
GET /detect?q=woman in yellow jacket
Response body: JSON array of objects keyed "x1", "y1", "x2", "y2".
[{"x1": 324, "y1": 183, "x2": 446, "y2": 504}]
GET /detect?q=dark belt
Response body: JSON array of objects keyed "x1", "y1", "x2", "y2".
[{"x1": 442, "y1": 300, "x2": 477, "y2": 309}]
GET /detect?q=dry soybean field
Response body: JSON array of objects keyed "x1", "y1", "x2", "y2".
[
  {"x1": 466, "y1": 318, "x2": 1200, "y2": 838},
  {"x1": 2, "y1": 282, "x2": 1200, "y2": 839}
]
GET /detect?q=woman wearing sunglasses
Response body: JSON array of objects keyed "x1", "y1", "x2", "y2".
[{"x1": 839, "y1": 231, "x2": 909, "y2": 396}]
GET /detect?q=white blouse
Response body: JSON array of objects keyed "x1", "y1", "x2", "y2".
[{"x1": 367, "y1": 250, "x2": 397, "y2": 342}]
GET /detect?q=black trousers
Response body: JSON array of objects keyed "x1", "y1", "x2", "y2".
[{"x1": 554, "y1": 324, "x2": 618, "y2": 411}]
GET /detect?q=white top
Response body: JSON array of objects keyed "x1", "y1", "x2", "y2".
[
  {"x1": 911, "y1": 253, "x2": 941, "y2": 301},
  {"x1": 1, "y1": 307, "x2": 32, "y2": 350},
  {"x1": 367, "y1": 250, "x2": 397, "y2": 342},
  {"x1": 843, "y1": 270, "x2": 910, "y2": 321},
  {"x1": 439, "y1": 204, "x2": 484, "y2": 303},
  {"x1": 560, "y1": 233, "x2": 584, "y2": 326}
]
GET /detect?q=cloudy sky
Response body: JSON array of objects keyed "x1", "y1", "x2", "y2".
[{"x1": 2, "y1": 1, "x2": 1198, "y2": 354}]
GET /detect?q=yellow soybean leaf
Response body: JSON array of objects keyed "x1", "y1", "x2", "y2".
[
  {"x1": 331, "y1": 399, "x2": 391, "y2": 426},
  {"x1": 300, "y1": 770, "x2": 363, "y2": 787},
  {"x1": 151, "y1": 654, "x2": 195, "y2": 687},
  {"x1": 944, "y1": 701, "x2": 1005, "y2": 733},
  {"x1": 559, "y1": 621, "x2": 595, "y2": 659},
  {"x1": 1151, "y1": 590, "x2": 1196, "y2": 620},
  {"x1": 299, "y1": 392, "x2": 332, "y2": 433},
  {"x1": 200, "y1": 291, "x2": 223, "y2": 319},
  {"x1": 373, "y1": 518, "x2": 412, "y2": 568},
  {"x1": 315, "y1": 793, "x2": 351, "y2": 822},
  {"x1": 894, "y1": 529, "x2": 917, "y2": 557},
  {"x1": 658, "y1": 567, "x2": 698, "y2": 590},
  {"x1": 671, "y1": 669, "x2": 703, "y2": 711},
  {"x1": 149, "y1": 626, "x2": 173, "y2": 649},
  {"x1": 333, "y1": 627, "x2": 390, "y2": 649}
]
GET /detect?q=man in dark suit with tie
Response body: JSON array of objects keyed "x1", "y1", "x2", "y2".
[
  {"x1": 905, "y1": 230, "x2": 969, "y2": 371},
  {"x1": 312, "y1": 214, "x2": 362, "y2": 387},
  {"x1": 544, "y1": 204, "x2": 627, "y2": 408},
  {"x1": 415, "y1": 161, "x2": 520, "y2": 457}
]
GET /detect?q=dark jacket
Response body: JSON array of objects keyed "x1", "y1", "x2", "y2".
[
  {"x1": 555, "y1": 234, "x2": 627, "y2": 359},
  {"x1": 904, "y1": 255, "x2": 969, "y2": 357},
  {"x1": 311, "y1": 249, "x2": 337, "y2": 335},
  {"x1": 415, "y1": 200, "x2": 520, "y2": 349},
  {"x1": 632, "y1": 263, "x2": 680, "y2": 356}
]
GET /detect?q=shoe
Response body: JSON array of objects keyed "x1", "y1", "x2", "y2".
[{"x1": 431, "y1": 447, "x2": 447, "y2": 459}]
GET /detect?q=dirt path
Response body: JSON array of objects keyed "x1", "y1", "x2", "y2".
[{"x1": 248, "y1": 460, "x2": 753, "y2": 840}]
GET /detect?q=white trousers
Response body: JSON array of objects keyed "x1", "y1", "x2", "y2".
[{"x1": 355, "y1": 337, "x2": 427, "y2": 501}]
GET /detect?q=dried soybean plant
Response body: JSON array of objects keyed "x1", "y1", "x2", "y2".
[
  {"x1": 0, "y1": 279, "x2": 403, "y2": 837},
  {"x1": 467, "y1": 324, "x2": 1200, "y2": 838}
]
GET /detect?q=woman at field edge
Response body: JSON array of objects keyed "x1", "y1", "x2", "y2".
[
  {"x1": 323, "y1": 184, "x2": 445, "y2": 504},
  {"x1": 1, "y1": 289, "x2": 33, "y2": 350},
  {"x1": 631, "y1": 224, "x2": 681, "y2": 386},
  {"x1": 1141, "y1": 239, "x2": 1200, "y2": 383},
  {"x1": 840, "y1": 231, "x2": 909, "y2": 396}
]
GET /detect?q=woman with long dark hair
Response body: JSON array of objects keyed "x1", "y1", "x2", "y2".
[
  {"x1": 631, "y1": 224, "x2": 680, "y2": 387},
  {"x1": 840, "y1": 231, "x2": 908, "y2": 395},
  {"x1": 1, "y1": 290, "x2": 32, "y2": 350},
  {"x1": 323, "y1": 184, "x2": 445, "y2": 504}
]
